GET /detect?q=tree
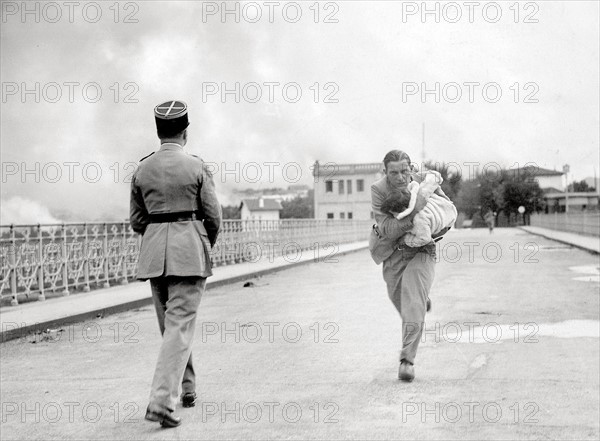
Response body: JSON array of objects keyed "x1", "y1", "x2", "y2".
[
  {"x1": 423, "y1": 160, "x2": 462, "y2": 200},
  {"x1": 455, "y1": 168, "x2": 544, "y2": 224},
  {"x1": 280, "y1": 191, "x2": 314, "y2": 218},
  {"x1": 221, "y1": 205, "x2": 241, "y2": 219},
  {"x1": 454, "y1": 180, "x2": 481, "y2": 218},
  {"x1": 568, "y1": 180, "x2": 596, "y2": 192},
  {"x1": 501, "y1": 175, "x2": 544, "y2": 217}
]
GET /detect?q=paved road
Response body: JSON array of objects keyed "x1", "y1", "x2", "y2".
[{"x1": 1, "y1": 228, "x2": 598, "y2": 440}]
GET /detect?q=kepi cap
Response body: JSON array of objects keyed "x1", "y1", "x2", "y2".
[{"x1": 154, "y1": 100, "x2": 189, "y2": 136}]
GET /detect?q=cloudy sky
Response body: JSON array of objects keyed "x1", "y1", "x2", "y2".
[{"x1": 1, "y1": 1, "x2": 598, "y2": 223}]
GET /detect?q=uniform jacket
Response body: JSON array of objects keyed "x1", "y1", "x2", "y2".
[{"x1": 130, "y1": 143, "x2": 222, "y2": 280}]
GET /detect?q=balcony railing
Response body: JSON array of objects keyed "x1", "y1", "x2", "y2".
[{"x1": 0, "y1": 219, "x2": 372, "y2": 306}]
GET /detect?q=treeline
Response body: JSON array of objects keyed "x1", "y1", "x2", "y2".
[
  {"x1": 422, "y1": 161, "x2": 545, "y2": 222},
  {"x1": 221, "y1": 190, "x2": 314, "y2": 219}
]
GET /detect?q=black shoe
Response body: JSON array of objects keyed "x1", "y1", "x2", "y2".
[
  {"x1": 427, "y1": 297, "x2": 431, "y2": 312},
  {"x1": 398, "y1": 360, "x2": 415, "y2": 382},
  {"x1": 145, "y1": 406, "x2": 182, "y2": 428},
  {"x1": 182, "y1": 392, "x2": 197, "y2": 408}
]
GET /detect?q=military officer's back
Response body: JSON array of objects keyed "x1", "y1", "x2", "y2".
[
  {"x1": 130, "y1": 100, "x2": 221, "y2": 428},
  {"x1": 131, "y1": 138, "x2": 221, "y2": 279}
]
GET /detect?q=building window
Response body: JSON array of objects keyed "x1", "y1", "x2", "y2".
[
  {"x1": 325, "y1": 180, "x2": 333, "y2": 192},
  {"x1": 340, "y1": 212, "x2": 345, "y2": 219},
  {"x1": 327, "y1": 213, "x2": 334, "y2": 219},
  {"x1": 357, "y1": 179, "x2": 364, "y2": 192},
  {"x1": 347, "y1": 179, "x2": 352, "y2": 194},
  {"x1": 338, "y1": 180, "x2": 344, "y2": 194},
  {"x1": 348, "y1": 212, "x2": 353, "y2": 219}
]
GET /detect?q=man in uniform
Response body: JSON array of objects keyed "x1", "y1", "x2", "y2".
[{"x1": 130, "y1": 100, "x2": 221, "y2": 428}]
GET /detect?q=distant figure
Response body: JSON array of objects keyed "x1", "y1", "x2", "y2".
[
  {"x1": 380, "y1": 170, "x2": 457, "y2": 247},
  {"x1": 484, "y1": 210, "x2": 496, "y2": 234}
]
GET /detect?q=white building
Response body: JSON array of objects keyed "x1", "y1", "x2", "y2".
[
  {"x1": 240, "y1": 197, "x2": 282, "y2": 221},
  {"x1": 543, "y1": 191, "x2": 600, "y2": 213},
  {"x1": 509, "y1": 166, "x2": 599, "y2": 212},
  {"x1": 312, "y1": 161, "x2": 383, "y2": 220},
  {"x1": 511, "y1": 166, "x2": 565, "y2": 191}
]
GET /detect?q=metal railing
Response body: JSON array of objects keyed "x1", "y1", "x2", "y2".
[
  {"x1": 0, "y1": 219, "x2": 372, "y2": 306},
  {"x1": 530, "y1": 212, "x2": 600, "y2": 237}
]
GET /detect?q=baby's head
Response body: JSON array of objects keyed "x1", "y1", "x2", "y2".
[{"x1": 381, "y1": 188, "x2": 412, "y2": 214}]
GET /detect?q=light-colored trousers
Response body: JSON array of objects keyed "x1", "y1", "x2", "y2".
[
  {"x1": 149, "y1": 276, "x2": 206, "y2": 411},
  {"x1": 382, "y1": 244, "x2": 436, "y2": 364}
]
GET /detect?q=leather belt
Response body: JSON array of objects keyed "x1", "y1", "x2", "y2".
[{"x1": 149, "y1": 211, "x2": 201, "y2": 223}]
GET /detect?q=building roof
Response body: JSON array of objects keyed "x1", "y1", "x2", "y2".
[
  {"x1": 544, "y1": 192, "x2": 600, "y2": 199},
  {"x1": 241, "y1": 198, "x2": 282, "y2": 211},
  {"x1": 288, "y1": 184, "x2": 310, "y2": 191},
  {"x1": 542, "y1": 187, "x2": 564, "y2": 194},
  {"x1": 510, "y1": 166, "x2": 564, "y2": 177},
  {"x1": 311, "y1": 162, "x2": 382, "y2": 177}
]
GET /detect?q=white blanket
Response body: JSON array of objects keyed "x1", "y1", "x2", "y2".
[{"x1": 395, "y1": 171, "x2": 458, "y2": 247}]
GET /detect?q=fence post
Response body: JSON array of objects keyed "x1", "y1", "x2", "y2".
[
  {"x1": 121, "y1": 222, "x2": 128, "y2": 285},
  {"x1": 37, "y1": 224, "x2": 45, "y2": 301},
  {"x1": 103, "y1": 223, "x2": 110, "y2": 288},
  {"x1": 83, "y1": 223, "x2": 90, "y2": 291},
  {"x1": 61, "y1": 224, "x2": 70, "y2": 296},
  {"x1": 9, "y1": 225, "x2": 18, "y2": 306}
]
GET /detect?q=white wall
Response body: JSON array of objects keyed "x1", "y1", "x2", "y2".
[
  {"x1": 314, "y1": 171, "x2": 382, "y2": 219},
  {"x1": 241, "y1": 205, "x2": 280, "y2": 221},
  {"x1": 537, "y1": 175, "x2": 565, "y2": 191}
]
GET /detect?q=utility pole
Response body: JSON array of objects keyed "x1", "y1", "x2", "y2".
[
  {"x1": 421, "y1": 123, "x2": 426, "y2": 166},
  {"x1": 563, "y1": 164, "x2": 570, "y2": 213}
]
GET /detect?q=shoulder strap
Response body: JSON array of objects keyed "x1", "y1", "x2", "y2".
[{"x1": 139, "y1": 152, "x2": 155, "y2": 162}]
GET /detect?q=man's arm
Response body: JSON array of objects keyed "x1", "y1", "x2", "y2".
[
  {"x1": 199, "y1": 164, "x2": 222, "y2": 247},
  {"x1": 372, "y1": 184, "x2": 415, "y2": 241},
  {"x1": 130, "y1": 174, "x2": 149, "y2": 234}
]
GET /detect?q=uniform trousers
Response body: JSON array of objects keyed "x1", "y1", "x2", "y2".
[
  {"x1": 382, "y1": 244, "x2": 436, "y2": 364},
  {"x1": 148, "y1": 276, "x2": 206, "y2": 411}
]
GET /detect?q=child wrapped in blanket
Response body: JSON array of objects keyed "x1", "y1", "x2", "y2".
[{"x1": 380, "y1": 170, "x2": 458, "y2": 247}]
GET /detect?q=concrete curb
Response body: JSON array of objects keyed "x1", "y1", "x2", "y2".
[
  {"x1": 519, "y1": 226, "x2": 599, "y2": 255},
  {"x1": 0, "y1": 243, "x2": 368, "y2": 343}
]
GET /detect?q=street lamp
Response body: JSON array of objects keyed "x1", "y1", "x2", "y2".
[{"x1": 562, "y1": 164, "x2": 570, "y2": 213}]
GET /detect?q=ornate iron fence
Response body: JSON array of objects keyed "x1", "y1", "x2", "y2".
[{"x1": 0, "y1": 219, "x2": 371, "y2": 305}]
